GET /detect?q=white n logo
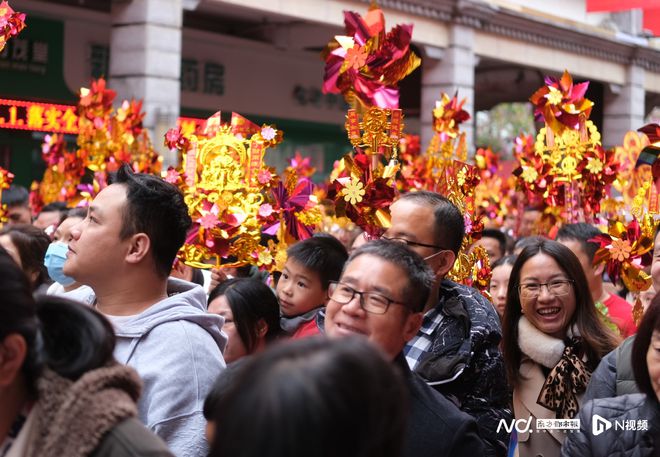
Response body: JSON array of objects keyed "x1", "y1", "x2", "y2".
[{"x1": 592, "y1": 414, "x2": 612, "y2": 436}]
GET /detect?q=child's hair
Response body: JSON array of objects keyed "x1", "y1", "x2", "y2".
[
  {"x1": 492, "y1": 255, "x2": 517, "y2": 270},
  {"x1": 286, "y1": 234, "x2": 348, "y2": 289}
]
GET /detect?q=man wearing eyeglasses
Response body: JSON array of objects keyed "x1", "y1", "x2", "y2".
[
  {"x1": 383, "y1": 191, "x2": 511, "y2": 457},
  {"x1": 325, "y1": 240, "x2": 485, "y2": 456}
]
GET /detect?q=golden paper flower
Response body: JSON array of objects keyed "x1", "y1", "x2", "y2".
[
  {"x1": 343, "y1": 178, "x2": 366, "y2": 204},
  {"x1": 521, "y1": 167, "x2": 539, "y2": 183},
  {"x1": 585, "y1": 157, "x2": 603, "y2": 174}
]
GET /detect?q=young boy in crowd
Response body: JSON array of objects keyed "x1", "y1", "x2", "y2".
[{"x1": 276, "y1": 234, "x2": 348, "y2": 338}]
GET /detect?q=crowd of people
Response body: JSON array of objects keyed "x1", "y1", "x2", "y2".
[{"x1": 1, "y1": 164, "x2": 659, "y2": 457}]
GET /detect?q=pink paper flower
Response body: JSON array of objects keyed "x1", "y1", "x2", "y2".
[
  {"x1": 261, "y1": 126, "x2": 276, "y2": 141},
  {"x1": 259, "y1": 203, "x2": 274, "y2": 217},
  {"x1": 198, "y1": 212, "x2": 219, "y2": 230},
  {"x1": 257, "y1": 169, "x2": 272, "y2": 184}
]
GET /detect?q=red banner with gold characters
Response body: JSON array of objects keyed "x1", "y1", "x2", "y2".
[
  {"x1": 0, "y1": 97, "x2": 205, "y2": 135},
  {"x1": 0, "y1": 98, "x2": 78, "y2": 134}
]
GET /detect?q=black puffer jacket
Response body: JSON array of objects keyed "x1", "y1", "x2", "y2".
[
  {"x1": 414, "y1": 279, "x2": 512, "y2": 457},
  {"x1": 561, "y1": 394, "x2": 659, "y2": 457}
]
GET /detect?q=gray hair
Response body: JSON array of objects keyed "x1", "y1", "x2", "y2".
[{"x1": 348, "y1": 240, "x2": 434, "y2": 312}]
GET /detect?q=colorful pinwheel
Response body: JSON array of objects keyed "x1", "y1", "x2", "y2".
[
  {"x1": 262, "y1": 177, "x2": 318, "y2": 242},
  {"x1": 322, "y1": 4, "x2": 420, "y2": 109},
  {"x1": 0, "y1": 1, "x2": 25, "y2": 52},
  {"x1": 591, "y1": 217, "x2": 656, "y2": 292},
  {"x1": 529, "y1": 70, "x2": 593, "y2": 134},
  {"x1": 331, "y1": 153, "x2": 396, "y2": 238},
  {"x1": 432, "y1": 93, "x2": 471, "y2": 142}
]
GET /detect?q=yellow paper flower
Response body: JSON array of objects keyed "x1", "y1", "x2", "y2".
[
  {"x1": 257, "y1": 248, "x2": 273, "y2": 266},
  {"x1": 343, "y1": 178, "x2": 365, "y2": 205},
  {"x1": 545, "y1": 86, "x2": 563, "y2": 105},
  {"x1": 585, "y1": 157, "x2": 603, "y2": 174},
  {"x1": 521, "y1": 167, "x2": 538, "y2": 183}
]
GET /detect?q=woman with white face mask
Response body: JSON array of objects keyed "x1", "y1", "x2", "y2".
[{"x1": 44, "y1": 208, "x2": 94, "y2": 305}]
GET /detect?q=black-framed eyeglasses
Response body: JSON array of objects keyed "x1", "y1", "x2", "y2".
[
  {"x1": 518, "y1": 279, "x2": 574, "y2": 300},
  {"x1": 380, "y1": 235, "x2": 444, "y2": 250},
  {"x1": 328, "y1": 281, "x2": 406, "y2": 315}
]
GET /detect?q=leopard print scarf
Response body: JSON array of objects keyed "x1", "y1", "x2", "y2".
[
  {"x1": 536, "y1": 337, "x2": 591, "y2": 419},
  {"x1": 517, "y1": 317, "x2": 591, "y2": 419}
]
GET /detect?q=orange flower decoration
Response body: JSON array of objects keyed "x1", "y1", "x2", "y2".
[
  {"x1": 591, "y1": 217, "x2": 656, "y2": 292},
  {"x1": 345, "y1": 45, "x2": 368, "y2": 70}
]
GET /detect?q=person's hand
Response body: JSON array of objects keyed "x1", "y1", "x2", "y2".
[
  {"x1": 210, "y1": 267, "x2": 231, "y2": 291},
  {"x1": 170, "y1": 260, "x2": 194, "y2": 282}
]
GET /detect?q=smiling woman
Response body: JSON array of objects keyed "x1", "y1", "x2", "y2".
[{"x1": 501, "y1": 239, "x2": 620, "y2": 457}]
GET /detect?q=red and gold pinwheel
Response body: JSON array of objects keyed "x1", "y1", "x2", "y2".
[
  {"x1": 0, "y1": 1, "x2": 25, "y2": 52},
  {"x1": 432, "y1": 93, "x2": 470, "y2": 143},
  {"x1": 261, "y1": 176, "x2": 319, "y2": 242},
  {"x1": 529, "y1": 70, "x2": 593, "y2": 135},
  {"x1": 591, "y1": 217, "x2": 656, "y2": 292},
  {"x1": 331, "y1": 153, "x2": 396, "y2": 238},
  {"x1": 322, "y1": 3, "x2": 420, "y2": 109}
]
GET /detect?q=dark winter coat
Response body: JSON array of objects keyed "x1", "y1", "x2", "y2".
[
  {"x1": 561, "y1": 393, "x2": 659, "y2": 457},
  {"x1": 412, "y1": 279, "x2": 512, "y2": 457}
]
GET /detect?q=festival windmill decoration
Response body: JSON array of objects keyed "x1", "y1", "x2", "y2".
[
  {"x1": 514, "y1": 70, "x2": 618, "y2": 227},
  {"x1": 164, "y1": 112, "x2": 282, "y2": 271},
  {"x1": 165, "y1": 112, "x2": 321, "y2": 272},
  {"x1": 323, "y1": 1, "x2": 420, "y2": 237},
  {"x1": 608, "y1": 130, "x2": 654, "y2": 218},
  {"x1": 591, "y1": 215, "x2": 657, "y2": 325},
  {"x1": 0, "y1": 1, "x2": 25, "y2": 53},
  {"x1": 30, "y1": 78, "x2": 162, "y2": 211}
]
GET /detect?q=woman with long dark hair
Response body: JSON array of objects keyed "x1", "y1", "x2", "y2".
[
  {"x1": 0, "y1": 248, "x2": 172, "y2": 457},
  {"x1": 501, "y1": 239, "x2": 619, "y2": 457}
]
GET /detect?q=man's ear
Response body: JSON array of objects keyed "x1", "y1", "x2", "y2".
[
  {"x1": 125, "y1": 233, "x2": 151, "y2": 265},
  {"x1": 402, "y1": 311, "x2": 424, "y2": 342},
  {"x1": 0, "y1": 334, "x2": 27, "y2": 388},
  {"x1": 433, "y1": 250, "x2": 456, "y2": 279}
]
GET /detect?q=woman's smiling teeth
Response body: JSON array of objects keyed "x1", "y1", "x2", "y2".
[{"x1": 538, "y1": 307, "x2": 561, "y2": 316}]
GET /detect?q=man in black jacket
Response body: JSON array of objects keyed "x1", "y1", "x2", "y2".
[
  {"x1": 324, "y1": 240, "x2": 484, "y2": 457},
  {"x1": 383, "y1": 191, "x2": 511, "y2": 457}
]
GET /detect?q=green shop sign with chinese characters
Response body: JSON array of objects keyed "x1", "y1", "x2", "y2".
[{"x1": 0, "y1": 14, "x2": 76, "y2": 102}]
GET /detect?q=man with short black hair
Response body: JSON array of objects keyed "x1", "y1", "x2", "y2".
[
  {"x1": 33, "y1": 201, "x2": 67, "y2": 234},
  {"x1": 64, "y1": 164, "x2": 226, "y2": 457},
  {"x1": 474, "y1": 228, "x2": 507, "y2": 263},
  {"x1": 384, "y1": 191, "x2": 510, "y2": 457},
  {"x1": 556, "y1": 222, "x2": 637, "y2": 337},
  {"x1": 1, "y1": 184, "x2": 31, "y2": 225},
  {"x1": 325, "y1": 240, "x2": 485, "y2": 456}
]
